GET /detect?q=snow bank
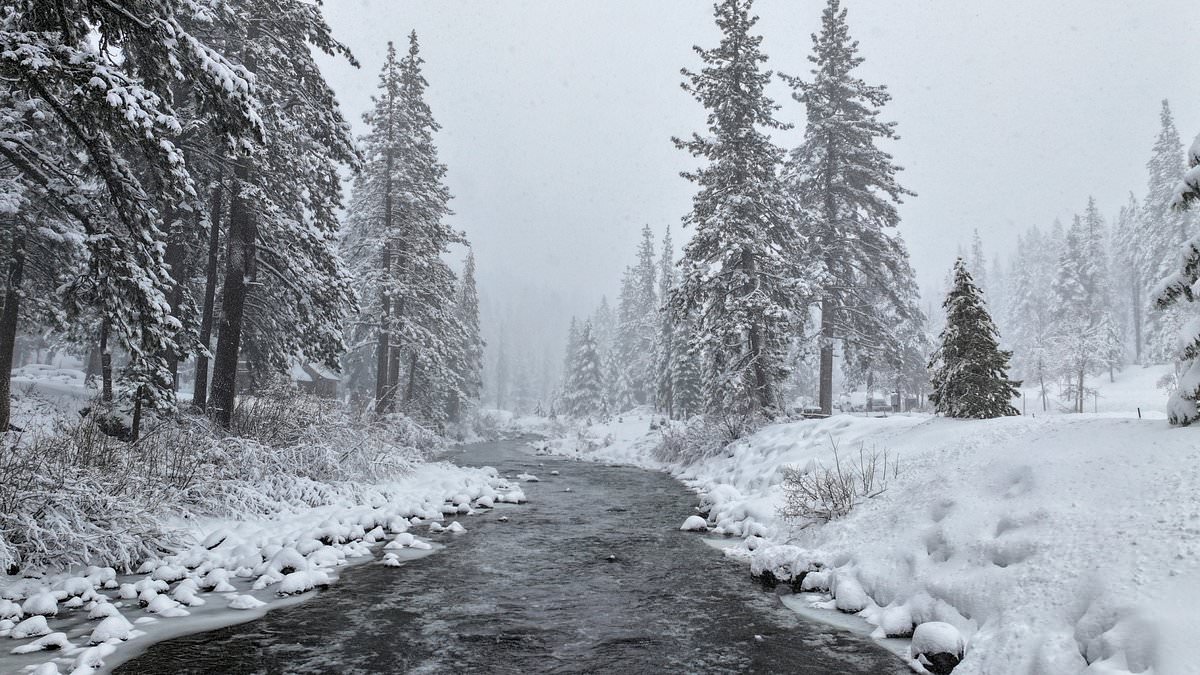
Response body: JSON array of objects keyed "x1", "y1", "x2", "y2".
[{"x1": 551, "y1": 386, "x2": 1200, "y2": 674}]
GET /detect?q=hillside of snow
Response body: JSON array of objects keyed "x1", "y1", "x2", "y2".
[{"x1": 549, "y1": 367, "x2": 1200, "y2": 674}]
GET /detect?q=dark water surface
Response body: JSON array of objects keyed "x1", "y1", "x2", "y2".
[{"x1": 117, "y1": 439, "x2": 907, "y2": 674}]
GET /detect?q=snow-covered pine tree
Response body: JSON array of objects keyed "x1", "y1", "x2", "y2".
[
  {"x1": 1151, "y1": 126, "x2": 1200, "y2": 424},
  {"x1": 614, "y1": 226, "x2": 659, "y2": 406},
  {"x1": 447, "y1": 251, "x2": 484, "y2": 423},
  {"x1": 208, "y1": 0, "x2": 359, "y2": 427},
  {"x1": 1007, "y1": 224, "x2": 1063, "y2": 411},
  {"x1": 0, "y1": 0, "x2": 268, "y2": 433},
  {"x1": 653, "y1": 225, "x2": 677, "y2": 415},
  {"x1": 784, "y1": 0, "x2": 919, "y2": 416},
  {"x1": 1143, "y1": 100, "x2": 1197, "y2": 363},
  {"x1": 1050, "y1": 203, "x2": 1122, "y2": 412},
  {"x1": 673, "y1": 0, "x2": 803, "y2": 416},
  {"x1": 929, "y1": 259, "x2": 1020, "y2": 418},
  {"x1": 1111, "y1": 193, "x2": 1145, "y2": 362},
  {"x1": 563, "y1": 322, "x2": 606, "y2": 418},
  {"x1": 343, "y1": 32, "x2": 464, "y2": 424}
]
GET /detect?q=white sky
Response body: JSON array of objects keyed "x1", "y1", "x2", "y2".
[{"x1": 317, "y1": 0, "x2": 1200, "y2": 355}]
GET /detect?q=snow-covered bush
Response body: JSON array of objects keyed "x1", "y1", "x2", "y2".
[
  {"x1": 778, "y1": 441, "x2": 897, "y2": 526},
  {"x1": 0, "y1": 388, "x2": 443, "y2": 573},
  {"x1": 654, "y1": 414, "x2": 762, "y2": 465}
]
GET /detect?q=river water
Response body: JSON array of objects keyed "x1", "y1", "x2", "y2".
[{"x1": 117, "y1": 439, "x2": 907, "y2": 674}]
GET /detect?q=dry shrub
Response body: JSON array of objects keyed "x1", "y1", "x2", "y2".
[
  {"x1": 654, "y1": 413, "x2": 764, "y2": 465},
  {"x1": 0, "y1": 386, "x2": 441, "y2": 573},
  {"x1": 779, "y1": 439, "x2": 898, "y2": 527}
]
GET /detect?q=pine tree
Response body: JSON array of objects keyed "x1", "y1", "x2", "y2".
[
  {"x1": 1007, "y1": 224, "x2": 1062, "y2": 411},
  {"x1": 207, "y1": 0, "x2": 358, "y2": 427},
  {"x1": 1154, "y1": 128, "x2": 1200, "y2": 424},
  {"x1": 1050, "y1": 202, "x2": 1122, "y2": 412},
  {"x1": 447, "y1": 251, "x2": 484, "y2": 423},
  {"x1": 563, "y1": 323, "x2": 606, "y2": 417},
  {"x1": 653, "y1": 225, "x2": 677, "y2": 414},
  {"x1": 1143, "y1": 101, "x2": 1197, "y2": 363},
  {"x1": 929, "y1": 259, "x2": 1020, "y2": 418},
  {"x1": 1111, "y1": 193, "x2": 1145, "y2": 362},
  {"x1": 614, "y1": 226, "x2": 659, "y2": 406},
  {"x1": 673, "y1": 0, "x2": 803, "y2": 416},
  {"x1": 784, "y1": 0, "x2": 919, "y2": 416}
]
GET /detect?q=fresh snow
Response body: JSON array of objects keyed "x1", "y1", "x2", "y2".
[
  {"x1": 548, "y1": 366, "x2": 1200, "y2": 674},
  {"x1": 0, "y1": 459, "x2": 522, "y2": 674}
]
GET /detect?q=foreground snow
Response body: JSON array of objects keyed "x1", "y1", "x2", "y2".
[
  {"x1": 0, "y1": 462, "x2": 525, "y2": 674},
  {"x1": 549, "y1": 380, "x2": 1199, "y2": 673}
]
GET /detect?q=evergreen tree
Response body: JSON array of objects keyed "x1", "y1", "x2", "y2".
[
  {"x1": 1111, "y1": 193, "x2": 1145, "y2": 362},
  {"x1": 563, "y1": 323, "x2": 606, "y2": 417},
  {"x1": 929, "y1": 259, "x2": 1020, "y2": 418},
  {"x1": 673, "y1": 0, "x2": 803, "y2": 416},
  {"x1": 1153, "y1": 127, "x2": 1200, "y2": 424},
  {"x1": 784, "y1": 0, "x2": 919, "y2": 416},
  {"x1": 0, "y1": 0, "x2": 264, "y2": 432},
  {"x1": 653, "y1": 225, "x2": 677, "y2": 414},
  {"x1": 208, "y1": 0, "x2": 358, "y2": 427},
  {"x1": 1143, "y1": 100, "x2": 1197, "y2": 362},
  {"x1": 447, "y1": 251, "x2": 484, "y2": 423},
  {"x1": 614, "y1": 226, "x2": 659, "y2": 406},
  {"x1": 1050, "y1": 202, "x2": 1122, "y2": 412},
  {"x1": 1007, "y1": 224, "x2": 1061, "y2": 411}
]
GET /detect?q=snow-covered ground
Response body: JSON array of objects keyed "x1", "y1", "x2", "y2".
[
  {"x1": 0, "y1": 461, "x2": 526, "y2": 674},
  {"x1": 547, "y1": 366, "x2": 1200, "y2": 674}
]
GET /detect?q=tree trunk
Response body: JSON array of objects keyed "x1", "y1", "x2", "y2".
[
  {"x1": 374, "y1": 241, "x2": 393, "y2": 413},
  {"x1": 209, "y1": 159, "x2": 255, "y2": 428},
  {"x1": 163, "y1": 213, "x2": 188, "y2": 392},
  {"x1": 1077, "y1": 369, "x2": 1085, "y2": 413},
  {"x1": 209, "y1": 30, "x2": 258, "y2": 429},
  {"x1": 100, "y1": 318, "x2": 113, "y2": 404},
  {"x1": 130, "y1": 387, "x2": 143, "y2": 441},
  {"x1": 193, "y1": 175, "x2": 224, "y2": 412},
  {"x1": 0, "y1": 230, "x2": 26, "y2": 433},
  {"x1": 818, "y1": 299, "x2": 835, "y2": 415}
]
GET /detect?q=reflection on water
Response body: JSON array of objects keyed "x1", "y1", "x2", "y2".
[{"x1": 117, "y1": 440, "x2": 907, "y2": 674}]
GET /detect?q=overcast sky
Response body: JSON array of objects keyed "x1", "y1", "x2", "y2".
[{"x1": 316, "y1": 0, "x2": 1200, "y2": 354}]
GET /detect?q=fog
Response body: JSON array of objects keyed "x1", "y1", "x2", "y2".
[{"x1": 316, "y1": 0, "x2": 1200, "y2": 399}]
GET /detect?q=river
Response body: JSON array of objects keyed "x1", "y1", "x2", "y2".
[{"x1": 116, "y1": 438, "x2": 907, "y2": 674}]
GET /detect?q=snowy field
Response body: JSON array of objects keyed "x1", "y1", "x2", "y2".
[{"x1": 546, "y1": 365, "x2": 1200, "y2": 674}]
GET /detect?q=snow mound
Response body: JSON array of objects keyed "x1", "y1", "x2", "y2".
[
  {"x1": 10, "y1": 631, "x2": 69, "y2": 654},
  {"x1": 228, "y1": 595, "x2": 266, "y2": 610},
  {"x1": 10, "y1": 615, "x2": 50, "y2": 639},
  {"x1": 89, "y1": 614, "x2": 134, "y2": 644},
  {"x1": 516, "y1": 473, "x2": 540, "y2": 482},
  {"x1": 680, "y1": 515, "x2": 708, "y2": 532},
  {"x1": 911, "y1": 622, "x2": 965, "y2": 673},
  {"x1": 278, "y1": 570, "x2": 330, "y2": 596},
  {"x1": 21, "y1": 593, "x2": 57, "y2": 617}
]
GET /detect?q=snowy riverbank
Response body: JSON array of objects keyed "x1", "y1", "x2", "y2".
[
  {"x1": 0, "y1": 460, "x2": 526, "y2": 674},
  {"x1": 546, "y1": 370, "x2": 1200, "y2": 674}
]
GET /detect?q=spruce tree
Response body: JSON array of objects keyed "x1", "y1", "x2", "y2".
[
  {"x1": 563, "y1": 323, "x2": 606, "y2": 417},
  {"x1": 653, "y1": 225, "x2": 677, "y2": 415},
  {"x1": 1154, "y1": 128, "x2": 1200, "y2": 424},
  {"x1": 1143, "y1": 101, "x2": 1197, "y2": 363},
  {"x1": 1111, "y1": 193, "x2": 1145, "y2": 362},
  {"x1": 673, "y1": 0, "x2": 802, "y2": 416},
  {"x1": 447, "y1": 252, "x2": 484, "y2": 423},
  {"x1": 929, "y1": 259, "x2": 1020, "y2": 418},
  {"x1": 614, "y1": 226, "x2": 659, "y2": 406},
  {"x1": 784, "y1": 0, "x2": 920, "y2": 416},
  {"x1": 970, "y1": 229, "x2": 988, "y2": 296}
]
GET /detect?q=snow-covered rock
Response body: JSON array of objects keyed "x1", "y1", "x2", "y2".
[
  {"x1": 145, "y1": 594, "x2": 189, "y2": 618},
  {"x1": 10, "y1": 631, "x2": 69, "y2": 654},
  {"x1": 680, "y1": 515, "x2": 708, "y2": 532},
  {"x1": 910, "y1": 621, "x2": 965, "y2": 674},
  {"x1": 89, "y1": 615, "x2": 134, "y2": 644},
  {"x1": 277, "y1": 570, "x2": 330, "y2": 596},
  {"x1": 20, "y1": 593, "x2": 56, "y2": 617},
  {"x1": 228, "y1": 594, "x2": 266, "y2": 610},
  {"x1": 10, "y1": 615, "x2": 50, "y2": 639},
  {"x1": 0, "y1": 599, "x2": 22, "y2": 621},
  {"x1": 832, "y1": 576, "x2": 870, "y2": 614}
]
